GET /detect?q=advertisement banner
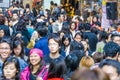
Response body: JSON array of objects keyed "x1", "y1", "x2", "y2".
[{"x1": 101, "y1": 0, "x2": 110, "y2": 29}]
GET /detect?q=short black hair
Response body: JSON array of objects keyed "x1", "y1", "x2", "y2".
[
  {"x1": 99, "y1": 59, "x2": 120, "y2": 74},
  {"x1": 62, "y1": 34, "x2": 71, "y2": 44},
  {"x1": 84, "y1": 23, "x2": 91, "y2": 30},
  {"x1": 48, "y1": 60, "x2": 66, "y2": 78},
  {"x1": 0, "y1": 36, "x2": 12, "y2": 49},
  {"x1": 78, "y1": 23, "x2": 84, "y2": 31},
  {"x1": 111, "y1": 33, "x2": 120, "y2": 41},
  {"x1": 36, "y1": 22, "x2": 48, "y2": 37},
  {"x1": 95, "y1": 21, "x2": 101, "y2": 26},
  {"x1": 48, "y1": 33, "x2": 61, "y2": 47},
  {"x1": 98, "y1": 31, "x2": 108, "y2": 41},
  {"x1": 65, "y1": 53, "x2": 79, "y2": 72},
  {"x1": 103, "y1": 41, "x2": 120, "y2": 58}
]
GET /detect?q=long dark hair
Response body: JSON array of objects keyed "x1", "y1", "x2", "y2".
[
  {"x1": 48, "y1": 60, "x2": 67, "y2": 78},
  {"x1": 13, "y1": 37, "x2": 25, "y2": 59},
  {"x1": 28, "y1": 55, "x2": 45, "y2": 75},
  {"x1": 2, "y1": 57, "x2": 20, "y2": 80},
  {"x1": 62, "y1": 34, "x2": 71, "y2": 50}
]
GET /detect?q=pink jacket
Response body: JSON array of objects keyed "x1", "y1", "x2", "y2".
[{"x1": 20, "y1": 66, "x2": 48, "y2": 80}]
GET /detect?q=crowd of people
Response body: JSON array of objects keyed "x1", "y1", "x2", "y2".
[{"x1": 0, "y1": 0, "x2": 119, "y2": 80}]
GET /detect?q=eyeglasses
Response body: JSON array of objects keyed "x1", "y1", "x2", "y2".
[
  {"x1": 0, "y1": 47, "x2": 10, "y2": 50},
  {"x1": 49, "y1": 43, "x2": 58, "y2": 46}
]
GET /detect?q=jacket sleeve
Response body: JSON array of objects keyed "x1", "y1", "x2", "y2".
[
  {"x1": 20, "y1": 67, "x2": 29, "y2": 80},
  {"x1": 38, "y1": 66, "x2": 48, "y2": 80}
]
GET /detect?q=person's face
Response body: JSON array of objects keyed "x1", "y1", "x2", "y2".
[
  {"x1": 102, "y1": 65, "x2": 119, "y2": 80},
  {"x1": 30, "y1": 53, "x2": 41, "y2": 66},
  {"x1": 60, "y1": 14, "x2": 64, "y2": 21},
  {"x1": 0, "y1": 43, "x2": 11, "y2": 60},
  {"x1": 0, "y1": 30, "x2": 5, "y2": 37},
  {"x1": 3, "y1": 63, "x2": 18, "y2": 79},
  {"x1": 81, "y1": 41, "x2": 88, "y2": 51},
  {"x1": 49, "y1": 18, "x2": 53, "y2": 23},
  {"x1": 13, "y1": 45, "x2": 22, "y2": 57},
  {"x1": 60, "y1": 32, "x2": 64, "y2": 39},
  {"x1": 63, "y1": 38, "x2": 70, "y2": 46},
  {"x1": 70, "y1": 23, "x2": 76, "y2": 30},
  {"x1": 74, "y1": 35, "x2": 82, "y2": 42},
  {"x1": 113, "y1": 36, "x2": 120, "y2": 46},
  {"x1": 12, "y1": 13, "x2": 18, "y2": 20},
  {"x1": 49, "y1": 39, "x2": 59, "y2": 54},
  {"x1": 8, "y1": 21, "x2": 13, "y2": 27},
  {"x1": 93, "y1": 17, "x2": 97, "y2": 22}
]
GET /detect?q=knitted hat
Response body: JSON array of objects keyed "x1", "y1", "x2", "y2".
[{"x1": 29, "y1": 48, "x2": 43, "y2": 58}]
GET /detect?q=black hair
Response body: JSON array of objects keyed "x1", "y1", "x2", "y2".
[
  {"x1": 36, "y1": 22, "x2": 48, "y2": 37},
  {"x1": 99, "y1": 59, "x2": 120, "y2": 74},
  {"x1": 70, "y1": 39, "x2": 84, "y2": 52},
  {"x1": 65, "y1": 53, "x2": 79, "y2": 72},
  {"x1": 49, "y1": 17, "x2": 55, "y2": 23},
  {"x1": 12, "y1": 31, "x2": 22, "y2": 39},
  {"x1": 0, "y1": 15, "x2": 5, "y2": 25},
  {"x1": 15, "y1": 19, "x2": 27, "y2": 31},
  {"x1": 70, "y1": 21, "x2": 76, "y2": 30},
  {"x1": 95, "y1": 21, "x2": 101, "y2": 27},
  {"x1": 75, "y1": 10, "x2": 80, "y2": 15},
  {"x1": 74, "y1": 32, "x2": 83, "y2": 39},
  {"x1": 61, "y1": 22, "x2": 70, "y2": 34},
  {"x1": 12, "y1": 10, "x2": 18, "y2": 17},
  {"x1": 103, "y1": 41, "x2": 120, "y2": 58},
  {"x1": 2, "y1": 57, "x2": 20, "y2": 80},
  {"x1": 98, "y1": 31, "x2": 108, "y2": 42},
  {"x1": 90, "y1": 27, "x2": 99, "y2": 35},
  {"x1": 92, "y1": 15, "x2": 98, "y2": 22},
  {"x1": 48, "y1": 33, "x2": 61, "y2": 47},
  {"x1": 29, "y1": 16, "x2": 36, "y2": 26},
  {"x1": 84, "y1": 23, "x2": 91, "y2": 30},
  {"x1": 71, "y1": 50, "x2": 85, "y2": 65},
  {"x1": 111, "y1": 33, "x2": 120, "y2": 41},
  {"x1": 48, "y1": 60, "x2": 66, "y2": 78},
  {"x1": 75, "y1": 16, "x2": 81, "y2": 22},
  {"x1": 13, "y1": 37, "x2": 25, "y2": 59},
  {"x1": 0, "y1": 36, "x2": 12, "y2": 49},
  {"x1": 0, "y1": 27, "x2": 5, "y2": 37},
  {"x1": 62, "y1": 34, "x2": 71, "y2": 45},
  {"x1": 54, "y1": 3, "x2": 57, "y2": 6},
  {"x1": 78, "y1": 23, "x2": 84, "y2": 32},
  {"x1": 50, "y1": 1, "x2": 54, "y2": 5}
]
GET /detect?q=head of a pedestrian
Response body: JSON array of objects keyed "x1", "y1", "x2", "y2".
[
  {"x1": 99, "y1": 59, "x2": 120, "y2": 80},
  {"x1": 48, "y1": 33, "x2": 61, "y2": 54},
  {"x1": 2, "y1": 57, "x2": 20, "y2": 80},
  {"x1": 0, "y1": 37, "x2": 12, "y2": 62}
]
